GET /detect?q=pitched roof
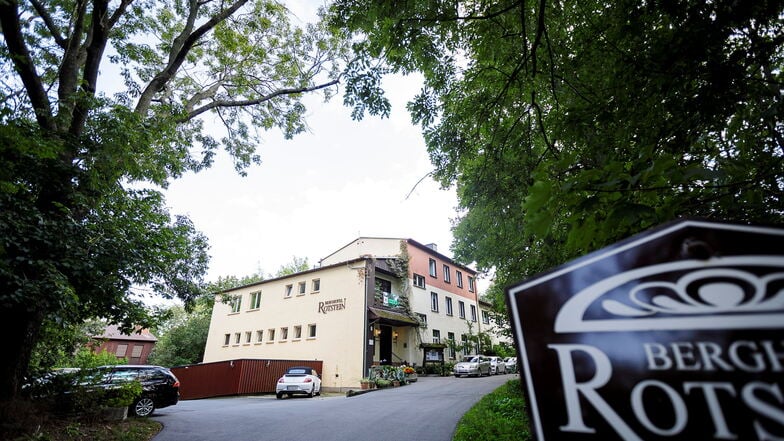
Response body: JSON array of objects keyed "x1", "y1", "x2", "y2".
[{"x1": 94, "y1": 324, "x2": 157, "y2": 342}]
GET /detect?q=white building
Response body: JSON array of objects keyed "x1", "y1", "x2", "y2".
[{"x1": 202, "y1": 237, "x2": 500, "y2": 392}]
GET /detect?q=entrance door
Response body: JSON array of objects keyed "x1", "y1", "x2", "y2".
[{"x1": 379, "y1": 325, "x2": 392, "y2": 365}]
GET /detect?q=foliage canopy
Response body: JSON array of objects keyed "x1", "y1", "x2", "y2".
[{"x1": 331, "y1": 0, "x2": 784, "y2": 323}]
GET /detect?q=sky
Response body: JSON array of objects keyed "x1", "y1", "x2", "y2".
[{"x1": 160, "y1": 1, "x2": 465, "y2": 284}]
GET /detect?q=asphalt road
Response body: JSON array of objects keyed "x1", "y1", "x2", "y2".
[{"x1": 152, "y1": 373, "x2": 513, "y2": 441}]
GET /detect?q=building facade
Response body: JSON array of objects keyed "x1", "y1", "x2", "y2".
[
  {"x1": 91, "y1": 324, "x2": 158, "y2": 364},
  {"x1": 202, "y1": 237, "x2": 497, "y2": 391}
]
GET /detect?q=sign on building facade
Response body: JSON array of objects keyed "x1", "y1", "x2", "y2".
[{"x1": 506, "y1": 220, "x2": 784, "y2": 440}]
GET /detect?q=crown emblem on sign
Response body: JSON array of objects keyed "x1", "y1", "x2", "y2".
[{"x1": 554, "y1": 256, "x2": 784, "y2": 333}]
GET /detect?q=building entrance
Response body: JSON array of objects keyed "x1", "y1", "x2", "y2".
[{"x1": 379, "y1": 325, "x2": 392, "y2": 364}]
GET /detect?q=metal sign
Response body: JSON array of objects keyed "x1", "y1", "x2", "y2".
[{"x1": 506, "y1": 220, "x2": 784, "y2": 440}]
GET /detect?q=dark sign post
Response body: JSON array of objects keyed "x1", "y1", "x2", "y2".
[{"x1": 506, "y1": 220, "x2": 784, "y2": 440}]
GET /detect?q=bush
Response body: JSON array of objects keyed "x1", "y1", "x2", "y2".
[{"x1": 453, "y1": 380, "x2": 530, "y2": 441}]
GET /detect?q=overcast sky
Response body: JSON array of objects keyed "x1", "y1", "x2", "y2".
[
  {"x1": 157, "y1": 1, "x2": 465, "y2": 284},
  {"x1": 163, "y1": 75, "x2": 462, "y2": 282}
]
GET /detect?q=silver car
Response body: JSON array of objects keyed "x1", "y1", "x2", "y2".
[
  {"x1": 453, "y1": 355, "x2": 491, "y2": 377},
  {"x1": 488, "y1": 356, "x2": 506, "y2": 375}
]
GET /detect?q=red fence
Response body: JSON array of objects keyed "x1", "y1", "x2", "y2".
[{"x1": 171, "y1": 359, "x2": 323, "y2": 400}]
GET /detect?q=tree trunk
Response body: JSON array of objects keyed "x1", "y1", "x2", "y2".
[{"x1": 0, "y1": 307, "x2": 43, "y2": 401}]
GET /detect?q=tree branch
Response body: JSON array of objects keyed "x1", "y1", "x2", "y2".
[
  {"x1": 185, "y1": 79, "x2": 339, "y2": 121},
  {"x1": 0, "y1": 0, "x2": 55, "y2": 130},
  {"x1": 135, "y1": 0, "x2": 250, "y2": 116},
  {"x1": 29, "y1": 0, "x2": 67, "y2": 48}
]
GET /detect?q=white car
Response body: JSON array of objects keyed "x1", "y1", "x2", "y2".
[
  {"x1": 504, "y1": 357, "x2": 517, "y2": 373},
  {"x1": 488, "y1": 356, "x2": 506, "y2": 374},
  {"x1": 275, "y1": 366, "x2": 321, "y2": 399}
]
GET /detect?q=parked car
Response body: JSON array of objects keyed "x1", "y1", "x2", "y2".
[
  {"x1": 276, "y1": 366, "x2": 321, "y2": 399},
  {"x1": 453, "y1": 355, "x2": 491, "y2": 377},
  {"x1": 97, "y1": 365, "x2": 180, "y2": 417},
  {"x1": 504, "y1": 357, "x2": 518, "y2": 374},
  {"x1": 26, "y1": 365, "x2": 180, "y2": 417},
  {"x1": 488, "y1": 356, "x2": 506, "y2": 375}
]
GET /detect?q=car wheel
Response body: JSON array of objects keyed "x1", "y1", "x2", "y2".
[
  {"x1": 130, "y1": 397, "x2": 155, "y2": 417},
  {"x1": 276, "y1": 392, "x2": 283, "y2": 399},
  {"x1": 308, "y1": 386, "x2": 315, "y2": 398}
]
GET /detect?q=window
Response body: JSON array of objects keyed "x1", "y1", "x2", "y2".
[
  {"x1": 234, "y1": 332, "x2": 241, "y2": 344},
  {"x1": 430, "y1": 292, "x2": 439, "y2": 312},
  {"x1": 224, "y1": 334, "x2": 230, "y2": 346},
  {"x1": 245, "y1": 331, "x2": 252, "y2": 344},
  {"x1": 432, "y1": 329, "x2": 441, "y2": 344},
  {"x1": 461, "y1": 334, "x2": 469, "y2": 355},
  {"x1": 447, "y1": 332, "x2": 456, "y2": 358},
  {"x1": 482, "y1": 310, "x2": 490, "y2": 324},
  {"x1": 298, "y1": 282, "x2": 306, "y2": 295},
  {"x1": 417, "y1": 313, "x2": 427, "y2": 326},
  {"x1": 230, "y1": 295, "x2": 241, "y2": 313},
  {"x1": 312, "y1": 279, "x2": 320, "y2": 292},
  {"x1": 376, "y1": 278, "x2": 392, "y2": 294},
  {"x1": 256, "y1": 330, "x2": 263, "y2": 343},
  {"x1": 456, "y1": 271, "x2": 463, "y2": 288},
  {"x1": 468, "y1": 276, "x2": 475, "y2": 292},
  {"x1": 268, "y1": 329, "x2": 275, "y2": 341},
  {"x1": 294, "y1": 325, "x2": 302, "y2": 339},
  {"x1": 249, "y1": 291, "x2": 261, "y2": 309},
  {"x1": 131, "y1": 345, "x2": 143, "y2": 358},
  {"x1": 308, "y1": 324, "x2": 317, "y2": 338},
  {"x1": 116, "y1": 344, "x2": 128, "y2": 357},
  {"x1": 413, "y1": 274, "x2": 426, "y2": 289},
  {"x1": 285, "y1": 284, "x2": 293, "y2": 298},
  {"x1": 471, "y1": 305, "x2": 477, "y2": 322},
  {"x1": 443, "y1": 265, "x2": 451, "y2": 283},
  {"x1": 280, "y1": 327, "x2": 288, "y2": 340},
  {"x1": 445, "y1": 297, "x2": 453, "y2": 316},
  {"x1": 429, "y1": 259, "x2": 437, "y2": 277},
  {"x1": 458, "y1": 301, "x2": 466, "y2": 319}
]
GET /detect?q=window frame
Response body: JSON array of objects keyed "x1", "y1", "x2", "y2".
[
  {"x1": 470, "y1": 304, "x2": 477, "y2": 322},
  {"x1": 443, "y1": 265, "x2": 451, "y2": 283},
  {"x1": 458, "y1": 300, "x2": 466, "y2": 319},
  {"x1": 249, "y1": 291, "x2": 261, "y2": 310},
  {"x1": 413, "y1": 273, "x2": 426, "y2": 289},
  {"x1": 482, "y1": 310, "x2": 490, "y2": 325},
  {"x1": 312, "y1": 279, "x2": 320, "y2": 292},
  {"x1": 280, "y1": 327, "x2": 289, "y2": 341},
  {"x1": 244, "y1": 331, "x2": 252, "y2": 344},
  {"x1": 293, "y1": 325, "x2": 302, "y2": 339},
  {"x1": 267, "y1": 328, "x2": 276, "y2": 342},
  {"x1": 223, "y1": 334, "x2": 231, "y2": 346},
  {"x1": 430, "y1": 292, "x2": 439, "y2": 312},
  {"x1": 256, "y1": 330, "x2": 263, "y2": 343},
  {"x1": 429, "y1": 259, "x2": 437, "y2": 278},
  {"x1": 307, "y1": 324, "x2": 317, "y2": 338},
  {"x1": 432, "y1": 329, "x2": 441, "y2": 344},
  {"x1": 445, "y1": 296, "x2": 453, "y2": 316},
  {"x1": 298, "y1": 281, "x2": 306, "y2": 295},
  {"x1": 284, "y1": 284, "x2": 293, "y2": 298},
  {"x1": 468, "y1": 276, "x2": 475, "y2": 292},
  {"x1": 234, "y1": 332, "x2": 241, "y2": 345},
  {"x1": 229, "y1": 295, "x2": 241, "y2": 313},
  {"x1": 456, "y1": 271, "x2": 463, "y2": 288}
]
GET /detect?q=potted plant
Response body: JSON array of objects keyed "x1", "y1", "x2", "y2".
[
  {"x1": 375, "y1": 378, "x2": 391, "y2": 389},
  {"x1": 403, "y1": 366, "x2": 417, "y2": 382},
  {"x1": 360, "y1": 378, "x2": 371, "y2": 390}
]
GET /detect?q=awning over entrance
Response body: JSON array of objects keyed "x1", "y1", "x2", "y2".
[{"x1": 368, "y1": 307, "x2": 419, "y2": 327}]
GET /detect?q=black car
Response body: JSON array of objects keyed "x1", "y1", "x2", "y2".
[{"x1": 98, "y1": 365, "x2": 180, "y2": 417}]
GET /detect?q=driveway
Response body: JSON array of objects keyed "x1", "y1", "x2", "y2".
[{"x1": 152, "y1": 374, "x2": 512, "y2": 441}]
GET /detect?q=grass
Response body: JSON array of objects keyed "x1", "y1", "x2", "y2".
[
  {"x1": 13, "y1": 418, "x2": 162, "y2": 441},
  {"x1": 1, "y1": 400, "x2": 161, "y2": 441},
  {"x1": 453, "y1": 379, "x2": 531, "y2": 441}
]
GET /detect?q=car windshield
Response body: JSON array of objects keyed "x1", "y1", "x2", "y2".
[
  {"x1": 463, "y1": 356, "x2": 480, "y2": 363},
  {"x1": 286, "y1": 368, "x2": 309, "y2": 375}
]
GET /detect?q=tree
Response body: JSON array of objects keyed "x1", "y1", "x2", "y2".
[
  {"x1": 331, "y1": 0, "x2": 784, "y2": 307},
  {"x1": 275, "y1": 256, "x2": 310, "y2": 276},
  {"x1": 0, "y1": 0, "x2": 384, "y2": 401}
]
